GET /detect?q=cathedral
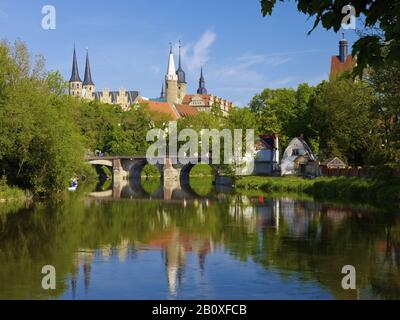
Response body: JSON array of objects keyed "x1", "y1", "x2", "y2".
[
  {"x1": 69, "y1": 47, "x2": 139, "y2": 110},
  {"x1": 68, "y1": 44, "x2": 234, "y2": 118}
]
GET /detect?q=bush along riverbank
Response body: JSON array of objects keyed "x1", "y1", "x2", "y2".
[
  {"x1": 0, "y1": 176, "x2": 28, "y2": 204},
  {"x1": 236, "y1": 176, "x2": 400, "y2": 207}
]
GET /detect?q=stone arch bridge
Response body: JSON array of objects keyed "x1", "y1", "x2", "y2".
[{"x1": 86, "y1": 156, "x2": 230, "y2": 201}]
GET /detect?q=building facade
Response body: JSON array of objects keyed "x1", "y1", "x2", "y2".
[
  {"x1": 158, "y1": 44, "x2": 233, "y2": 116},
  {"x1": 68, "y1": 43, "x2": 234, "y2": 118},
  {"x1": 68, "y1": 47, "x2": 140, "y2": 110}
]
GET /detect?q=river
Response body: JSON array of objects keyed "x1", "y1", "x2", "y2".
[{"x1": 0, "y1": 177, "x2": 399, "y2": 300}]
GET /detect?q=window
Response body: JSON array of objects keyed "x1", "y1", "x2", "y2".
[{"x1": 292, "y1": 149, "x2": 300, "y2": 156}]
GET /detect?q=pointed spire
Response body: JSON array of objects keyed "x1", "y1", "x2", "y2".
[
  {"x1": 178, "y1": 40, "x2": 182, "y2": 69},
  {"x1": 160, "y1": 82, "x2": 166, "y2": 99},
  {"x1": 197, "y1": 66, "x2": 207, "y2": 94},
  {"x1": 166, "y1": 43, "x2": 178, "y2": 81},
  {"x1": 176, "y1": 40, "x2": 186, "y2": 84},
  {"x1": 69, "y1": 45, "x2": 82, "y2": 83},
  {"x1": 83, "y1": 49, "x2": 94, "y2": 86}
]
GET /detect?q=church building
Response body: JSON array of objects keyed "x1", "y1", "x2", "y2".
[
  {"x1": 68, "y1": 43, "x2": 234, "y2": 118},
  {"x1": 69, "y1": 46, "x2": 139, "y2": 111}
]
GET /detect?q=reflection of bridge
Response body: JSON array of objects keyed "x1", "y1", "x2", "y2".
[{"x1": 86, "y1": 156, "x2": 229, "y2": 201}]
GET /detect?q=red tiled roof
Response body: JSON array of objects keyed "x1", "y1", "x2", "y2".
[
  {"x1": 137, "y1": 99, "x2": 180, "y2": 120},
  {"x1": 330, "y1": 55, "x2": 355, "y2": 78},
  {"x1": 182, "y1": 94, "x2": 212, "y2": 106},
  {"x1": 175, "y1": 104, "x2": 199, "y2": 117}
]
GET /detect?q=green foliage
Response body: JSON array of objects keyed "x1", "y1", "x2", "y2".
[
  {"x1": 0, "y1": 41, "x2": 87, "y2": 195},
  {"x1": 190, "y1": 164, "x2": 213, "y2": 177},
  {"x1": 236, "y1": 176, "x2": 315, "y2": 193},
  {"x1": 190, "y1": 176, "x2": 213, "y2": 196},
  {"x1": 249, "y1": 83, "x2": 316, "y2": 154},
  {"x1": 236, "y1": 176, "x2": 400, "y2": 207},
  {"x1": 141, "y1": 178, "x2": 161, "y2": 195},
  {"x1": 260, "y1": 0, "x2": 400, "y2": 75},
  {"x1": 46, "y1": 71, "x2": 68, "y2": 96},
  {"x1": 366, "y1": 63, "x2": 400, "y2": 163},
  {"x1": 310, "y1": 77, "x2": 376, "y2": 165},
  {"x1": 141, "y1": 164, "x2": 161, "y2": 178}
]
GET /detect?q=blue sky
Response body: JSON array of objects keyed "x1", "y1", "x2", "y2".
[{"x1": 0, "y1": 0, "x2": 358, "y2": 106}]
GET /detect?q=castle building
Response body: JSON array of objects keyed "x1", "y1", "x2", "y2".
[
  {"x1": 330, "y1": 34, "x2": 355, "y2": 79},
  {"x1": 69, "y1": 43, "x2": 234, "y2": 118}
]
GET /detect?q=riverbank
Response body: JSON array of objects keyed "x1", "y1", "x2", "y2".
[
  {"x1": 236, "y1": 176, "x2": 400, "y2": 206},
  {"x1": 0, "y1": 184, "x2": 28, "y2": 204}
]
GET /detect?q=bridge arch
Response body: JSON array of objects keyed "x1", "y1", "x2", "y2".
[
  {"x1": 88, "y1": 159, "x2": 113, "y2": 167},
  {"x1": 179, "y1": 163, "x2": 215, "y2": 197}
]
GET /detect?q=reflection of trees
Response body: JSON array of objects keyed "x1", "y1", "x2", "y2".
[
  {"x1": 258, "y1": 201, "x2": 400, "y2": 300},
  {"x1": 0, "y1": 195, "x2": 399, "y2": 299}
]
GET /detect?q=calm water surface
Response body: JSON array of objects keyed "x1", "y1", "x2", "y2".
[{"x1": 0, "y1": 178, "x2": 399, "y2": 300}]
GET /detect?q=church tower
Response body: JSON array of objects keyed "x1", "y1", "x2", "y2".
[
  {"x1": 197, "y1": 67, "x2": 207, "y2": 95},
  {"x1": 339, "y1": 33, "x2": 349, "y2": 63},
  {"x1": 165, "y1": 45, "x2": 178, "y2": 105},
  {"x1": 160, "y1": 82, "x2": 166, "y2": 100},
  {"x1": 69, "y1": 46, "x2": 82, "y2": 97},
  {"x1": 176, "y1": 41, "x2": 186, "y2": 103},
  {"x1": 82, "y1": 50, "x2": 95, "y2": 100}
]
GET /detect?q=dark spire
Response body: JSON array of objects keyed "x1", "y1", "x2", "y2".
[
  {"x1": 197, "y1": 66, "x2": 207, "y2": 94},
  {"x1": 339, "y1": 32, "x2": 348, "y2": 63},
  {"x1": 83, "y1": 49, "x2": 94, "y2": 86},
  {"x1": 161, "y1": 82, "x2": 166, "y2": 99},
  {"x1": 176, "y1": 40, "x2": 186, "y2": 84},
  {"x1": 69, "y1": 45, "x2": 82, "y2": 83},
  {"x1": 178, "y1": 41, "x2": 182, "y2": 68}
]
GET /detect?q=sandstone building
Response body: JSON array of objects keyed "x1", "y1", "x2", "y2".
[{"x1": 68, "y1": 44, "x2": 234, "y2": 119}]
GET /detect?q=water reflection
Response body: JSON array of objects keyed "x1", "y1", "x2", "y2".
[
  {"x1": 89, "y1": 176, "x2": 219, "y2": 202},
  {"x1": 0, "y1": 180, "x2": 399, "y2": 300}
]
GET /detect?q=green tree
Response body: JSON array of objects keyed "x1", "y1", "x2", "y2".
[
  {"x1": 310, "y1": 76, "x2": 376, "y2": 165},
  {"x1": 366, "y1": 63, "x2": 400, "y2": 163},
  {"x1": 249, "y1": 84, "x2": 316, "y2": 153},
  {"x1": 260, "y1": 0, "x2": 400, "y2": 74},
  {"x1": 0, "y1": 40, "x2": 88, "y2": 195}
]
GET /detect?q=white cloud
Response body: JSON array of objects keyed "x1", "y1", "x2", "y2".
[
  {"x1": 151, "y1": 65, "x2": 161, "y2": 74},
  {"x1": 267, "y1": 76, "x2": 297, "y2": 88},
  {"x1": 209, "y1": 54, "x2": 286, "y2": 83},
  {"x1": 182, "y1": 30, "x2": 216, "y2": 72}
]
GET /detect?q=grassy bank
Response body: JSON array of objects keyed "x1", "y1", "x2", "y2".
[
  {"x1": 236, "y1": 176, "x2": 400, "y2": 206},
  {"x1": 0, "y1": 184, "x2": 27, "y2": 203}
]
